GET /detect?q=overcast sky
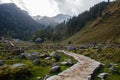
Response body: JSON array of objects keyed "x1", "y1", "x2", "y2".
[{"x1": 0, "y1": 0, "x2": 112, "y2": 17}]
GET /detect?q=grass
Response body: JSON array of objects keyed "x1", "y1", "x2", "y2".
[
  {"x1": 0, "y1": 42, "x2": 77, "y2": 80},
  {"x1": 63, "y1": 1, "x2": 120, "y2": 44},
  {"x1": 73, "y1": 48, "x2": 120, "y2": 80}
]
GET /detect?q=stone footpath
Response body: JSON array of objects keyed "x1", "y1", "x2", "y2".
[{"x1": 47, "y1": 50, "x2": 101, "y2": 80}]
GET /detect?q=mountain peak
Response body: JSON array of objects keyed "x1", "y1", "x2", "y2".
[{"x1": 33, "y1": 14, "x2": 70, "y2": 27}]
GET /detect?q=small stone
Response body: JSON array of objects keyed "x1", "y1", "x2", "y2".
[
  {"x1": 61, "y1": 61, "x2": 69, "y2": 65},
  {"x1": 36, "y1": 77, "x2": 41, "y2": 80},
  {"x1": 97, "y1": 73, "x2": 108, "y2": 79},
  {"x1": 11, "y1": 63, "x2": 25, "y2": 68},
  {"x1": 44, "y1": 75, "x2": 50, "y2": 80},
  {"x1": 67, "y1": 59, "x2": 73, "y2": 65},
  {"x1": 33, "y1": 59, "x2": 40, "y2": 65},
  {"x1": 40, "y1": 54, "x2": 47, "y2": 58},
  {"x1": 45, "y1": 57, "x2": 51, "y2": 60},
  {"x1": 50, "y1": 66, "x2": 61, "y2": 73},
  {"x1": 19, "y1": 53, "x2": 26, "y2": 59},
  {"x1": 27, "y1": 54, "x2": 38, "y2": 60},
  {"x1": 51, "y1": 63, "x2": 58, "y2": 67}
]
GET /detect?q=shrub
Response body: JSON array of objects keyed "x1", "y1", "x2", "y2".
[{"x1": 0, "y1": 65, "x2": 32, "y2": 80}]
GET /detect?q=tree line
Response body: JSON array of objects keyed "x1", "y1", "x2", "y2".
[{"x1": 32, "y1": 2, "x2": 108, "y2": 42}]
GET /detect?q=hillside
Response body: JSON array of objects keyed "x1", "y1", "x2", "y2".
[
  {"x1": 33, "y1": 14, "x2": 70, "y2": 27},
  {"x1": 67, "y1": 1, "x2": 120, "y2": 44},
  {"x1": 0, "y1": 3, "x2": 43, "y2": 40}
]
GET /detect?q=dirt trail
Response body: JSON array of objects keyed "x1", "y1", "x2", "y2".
[{"x1": 47, "y1": 50, "x2": 101, "y2": 80}]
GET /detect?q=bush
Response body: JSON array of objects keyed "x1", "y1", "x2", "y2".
[{"x1": 0, "y1": 65, "x2": 32, "y2": 80}]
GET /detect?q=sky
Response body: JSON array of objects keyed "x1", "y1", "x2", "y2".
[{"x1": 0, "y1": 0, "x2": 112, "y2": 17}]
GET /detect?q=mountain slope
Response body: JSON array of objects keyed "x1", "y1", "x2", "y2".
[
  {"x1": 0, "y1": 3, "x2": 42, "y2": 40},
  {"x1": 67, "y1": 1, "x2": 120, "y2": 44},
  {"x1": 33, "y1": 14, "x2": 70, "y2": 27}
]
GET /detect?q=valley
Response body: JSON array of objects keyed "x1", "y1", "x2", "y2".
[{"x1": 0, "y1": 0, "x2": 120, "y2": 80}]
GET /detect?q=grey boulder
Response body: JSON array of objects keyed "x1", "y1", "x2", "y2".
[{"x1": 50, "y1": 66, "x2": 61, "y2": 73}]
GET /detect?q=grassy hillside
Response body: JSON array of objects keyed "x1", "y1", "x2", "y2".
[{"x1": 66, "y1": 1, "x2": 120, "y2": 44}]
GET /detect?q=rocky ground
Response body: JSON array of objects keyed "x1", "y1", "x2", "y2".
[
  {"x1": 47, "y1": 50, "x2": 101, "y2": 80},
  {"x1": 0, "y1": 38, "x2": 120, "y2": 80}
]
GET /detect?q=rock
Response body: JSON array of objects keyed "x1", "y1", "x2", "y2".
[
  {"x1": 61, "y1": 61, "x2": 69, "y2": 65},
  {"x1": 106, "y1": 63, "x2": 112, "y2": 68},
  {"x1": 67, "y1": 59, "x2": 73, "y2": 65},
  {"x1": 39, "y1": 54, "x2": 47, "y2": 58},
  {"x1": 18, "y1": 53, "x2": 26, "y2": 59},
  {"x1": 11, "y1": 48, "x2": 24, "y2": 55},
  {"x1": 67, "y1": 44, "x2": 74, "y2": 51},
  {"x1": 61, "y1": 59, "x2": 73, "y2": 66},
  {"x1": 51, "y1": 63, "x2": 59, "y2": 67},
  {"x1": 87, "y1": 76, "x2": 91, "y2": 80},
  {"x1": 109, "y1": 66, "x2": 120, "y2": 74},
  {"x1": 33, "y1": 59, "x2": 40, "y2": 65},
  {"x1": 27, "y1": 54, "x2": 38, "y2": 60},
  {"x1": 35, "y1": 38, "x2": 44, "y2": 44},
  {"x1": 45, "y1": 57, "x2": 51, "y2": 60},
  {"x1": 0, "y1": 60, "x2": 4, "y2": 66},
  {"x1": 44, "y1": 75, "x2": 50, "y2": 80},
  {"x1": 50, "y1": 66, "x2": 61, "y2": 73},
  {"x1": 97, "y1": 73, "x2": 108, "y2": 79},
  {"x1": 11, "y1": 63, "x2": 25, "y2": 68},
  {"x1": 80, "y1": 45, "x2": 89, "y2": 49},
  {"x1": 50, "y1": 52, "x2": 60, "y2": 61},
  {"x1": 36, "y1": 77, "x2": 41, "y2": 80}
]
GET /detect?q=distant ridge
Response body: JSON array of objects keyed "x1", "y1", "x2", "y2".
[
  {"x1": 0, "y1": 3, "x2": 43, "y2": 40},
  {"x1": 33, "y1": 14, "x2": 70, "y2": 27}
]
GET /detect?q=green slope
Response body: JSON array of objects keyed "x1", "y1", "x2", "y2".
[{"x1": 66, "y1": 1, "x2": 120, "y2": 44}]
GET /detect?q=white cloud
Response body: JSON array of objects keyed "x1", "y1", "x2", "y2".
[
  {"x1": 0, "y1": 0, "x2": 112, "y2": 17},
  {"x1": 53, "y1": 0, "x2": 105, "y2": 16}
]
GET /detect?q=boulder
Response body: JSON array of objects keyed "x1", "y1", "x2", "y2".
[
  {"x1": 51, "y1": 63, "x2": 59, "y2": 67},
  {"x1": 61, "y1": 61, "x2": 69, "y2": 65},
  {"x1": 106, "y1": 63, "x2": 112, "y2": 68},
  {"x1": 18, "y1": 53, "x2": 26, "y2": 59},
  {"x1": 97, "y1": 73, "x2": 108, "y2": 79},
  {"x1": 80, "y1": 45, "x2": 89, "y2": 49},
  {"x1": 27, "y1": 54, "x2": 38, "y2": 60},
  {"x1": 35, "y1": 38, "x2": 44, "y2": 44},
  {"x1": 50, "y1": 52, "x2": 60, "y2": 61},
  {"x1": 40, "y1": 54, "x2": 47, "y2": 58},
  {"x1": 33, "y1": 59, "x2": 40, "y2": 65},
  {"x1": 44, "y1": 75, "x2": 50, "y2": 80},
  {"x1": 67, "y1": 59, "x2": 73, "y2": 65},
  {"x1": 45, "y1": 57, "x2": 51, "y2": 60},
  {"x1": 61, "y1": 59, "x2": 73, "y2": 66},
  {"x1": 67, "y1": 44, "x2": 74, "y2": 51},
  {"x1": 11, "y1": 63, "x2": 25, "y2": 68},
  {"x1": 50, "y1": 66, "x2": 61, "y2": 73}
]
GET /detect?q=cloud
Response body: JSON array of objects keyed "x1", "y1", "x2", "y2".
[
  {"x1": 0, "y1": 0, "x2": 112, "y2": 16},
  {"x1": 53, "y1": 0, "x2": 103, "y2": 16}
]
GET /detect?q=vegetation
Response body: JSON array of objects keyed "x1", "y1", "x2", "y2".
[
  {"x1": 71, "y1": 47, "x2": 120, "y2": 80},
  {"x1": 0, "y1": 41, "x2": 77, "y2": 80},
  {"x1": 32, "y1": 2, "x2": 108, "y2": 42},
  {"x1": 0, "y1": 3, "x2": 43, "y2": 40}
]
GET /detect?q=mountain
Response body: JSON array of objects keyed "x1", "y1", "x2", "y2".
[
  {"x1": 52, "y1": 14, "x2": 71, "y2": 23},
  {"x1": 33, "y1": 14, "x2": 70, "y2": 27},
  {"x1": 66, "y1": 0, "x2": 120, "y2": 44},
  {"x1": 0, "y1": 3, "x2": 43, "y2": 40}
]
